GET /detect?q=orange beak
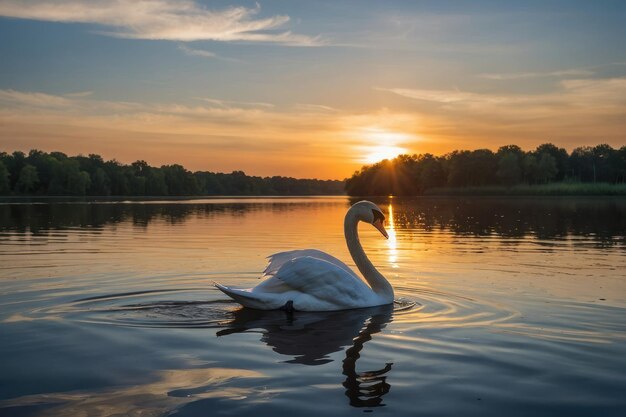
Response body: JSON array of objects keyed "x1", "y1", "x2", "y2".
[{"x1": 373, "y1": 219, "x2": 389, "y2": 239}]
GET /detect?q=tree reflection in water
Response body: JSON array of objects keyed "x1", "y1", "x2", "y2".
[
  {"x1": 2, "y1": 197, "x2": 623, "y2": 246},
  {"x1": 217, "y1": 305, "x2": 394, "y2": 408}
]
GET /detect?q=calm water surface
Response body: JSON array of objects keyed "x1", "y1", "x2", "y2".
[{"x1": 0, "y1": 197, "x2": 625, "y2": 416}]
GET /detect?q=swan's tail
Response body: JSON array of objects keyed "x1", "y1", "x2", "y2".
[{"x1": 214, "y1": 283, "x2": 277, "y2": 310}]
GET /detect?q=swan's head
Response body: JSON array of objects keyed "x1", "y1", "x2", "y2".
[{"x1": 350, "y1": 201, "x2": 389, "y2": 239}]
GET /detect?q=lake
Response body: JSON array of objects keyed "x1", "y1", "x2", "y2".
[{"x1": 0, "y1": 196, "x2": 625, "y2": 416}]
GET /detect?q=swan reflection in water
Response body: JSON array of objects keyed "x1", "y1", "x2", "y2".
[{"x1": 217, "y1": 304, "x2": 394, "y2": 408}]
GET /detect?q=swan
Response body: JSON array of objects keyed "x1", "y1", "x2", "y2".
[{"x1": 215, "y1": 200, "x2": 394, "y2": 311}]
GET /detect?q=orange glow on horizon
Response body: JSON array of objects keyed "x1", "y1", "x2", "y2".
[
  {"x1": 364, "y1": 146, "x2": 407, "y2": 164},
  {"x1": 357, "y1": 126, "x2": 412, "y2": 164}
]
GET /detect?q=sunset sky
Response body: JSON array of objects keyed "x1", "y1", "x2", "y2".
[{"x1": 1, "y1": 0, "x2": 625, "y2": 179}]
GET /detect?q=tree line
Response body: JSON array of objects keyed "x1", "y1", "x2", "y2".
[
  {"x1": 346, "y1": 143, "x2": 626, "y2": 196},
  {"x1": 0, "y1": 150, "x2": 345, "y2": 196}
]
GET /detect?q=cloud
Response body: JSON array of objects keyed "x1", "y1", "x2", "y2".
[
  {"x1": 0, "y1": 0, "x2": 322, "y2": 45},
  {"x1": 0, "y1": 89, "x2": 276, "y2": 123},
  {"x1": 479, "y1": 69, "x2": 595, "y2": 80},
  {"x1": 0, "y1": 88, "x2": 345, "y2": 159},
  {"x1": 375, "y1": 78, "x2": 626, "y2": 150},
  {"x1": 378, "y1": 77, "x2": 626, "y2": 110},
  {"x1": 375, "y1": 87, "x2": 497, "y2": 104},
  {"x1": 178, "y1": 45, "x2": 245, "y2": 63},
  {"x1": 194, "y1": 97, "x2": 275, "y2": 109},
  {"x1": 64, "y1": 90, "x2": 94, "y2": 98},
  {"x1": 295, "y1": 103, "x2": 337, "y2": 112},
  {"x1": 0, "y1": 89, "x2": 427, "y2": 177},
  {"x1": 0, "y1": 89, "x2": 72, "y2": 107},
  {"x1": 178, "y1": 45, "x2": 217, "y2": 58},
  {"x1": 2, "y1": 84, "x2": 625, "y2": 178}
]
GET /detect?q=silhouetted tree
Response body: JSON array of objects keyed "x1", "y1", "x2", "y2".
[
  {"x1": 418, "y1": 154, "x2": 446, "y2": 191},
  {"x1": 146, "y1": 169, "x2": 168, "y2": 195},
  {"x1": 536, "y1": 153, "x2": 557, "y2": 183},
  {"x1": 447, "y1": 149, "x2": 498, "y2": 187},
  {"x1": 48, "y1": 158, "x2": 90, "y2": 195},
  {"x1": 161, "y1": 164, "x2": 199, "y2": 196},
  {"x1": 535, "y1": 143, "x2": 569, "y2": 180},
  {"x1": 522, "y1": 154, "x2": 539, "y2": 184},
  {"x1": 497, "y1": 152, "x2": 522, "y2": 186},
  {"x1": 345, "y1": 143, "x2": 624, "y2": 196},
  {"x1": 497, "y1": 145, "x2": 525, "y2": 161},
  {"x1": 570, "y1": 146, "x2": 594, "y2": 182},
  {"x1": 16, "y1": 164, "x2": 39, "y2": 193},
  {"x1": 617, "y1": 146, "x2": 626, "y2": 183},
  {"x1": 1, "y1": 145, "x2": 622, "y2": 198},
  {"x1": 0, "y1": 160, "x2": 9, "y2": 194},
  {"x1": 592, "y1": 144, "x2": 619, "y2": 183},
  {"x1": 91, "y1": 167, "x2": 111, "y2": 195},
  {"x1": 4, "y1": 151, "x2": 26, "y2": 190}
]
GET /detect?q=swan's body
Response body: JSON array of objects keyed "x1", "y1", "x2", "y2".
[{"x1": 216, "y1": 201, "x2": 394, "y2": 311}]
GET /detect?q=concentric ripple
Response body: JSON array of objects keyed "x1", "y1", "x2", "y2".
[
  {"x1": 37, "y1": 289, "x2": 236, "y2": 328},
  {"x1": 28, "y1": 285, "x2": 519, "y2": 332},
  {"x1": 391, "y1": 285, "x2": 520, "y2": 329}
]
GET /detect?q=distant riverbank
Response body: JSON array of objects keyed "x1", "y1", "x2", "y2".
[
  {"x1": 424, "y1": 182, "x2": 626, "y2": 196},
  {"x1": 345, "y1": 143, "x2": 625, "y2": 197},
  {"x1": 0, "y1": 195, "x2": 348, "y2": 203},
  {"x1": 2, "y1": 188, "x2": 625, "y2": 203},
  {"x1": 1, "y1": 150, "x2": 345, "y2": 197}
]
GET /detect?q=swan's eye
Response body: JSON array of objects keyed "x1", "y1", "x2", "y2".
[{"x1": 372, "y1": 209, "x2": 385, "y2": 223}]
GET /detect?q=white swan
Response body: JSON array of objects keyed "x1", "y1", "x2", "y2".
[{"x1": 215, "y1": 201, "x2": 394, "y2": 311}]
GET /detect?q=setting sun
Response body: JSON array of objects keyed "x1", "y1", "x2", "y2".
[{"x1": 364, "y1": 146, "x2": 407, "y2": 164}]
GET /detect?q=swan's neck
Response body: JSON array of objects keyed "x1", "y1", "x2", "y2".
[{"x1": 344, "y1": 212, "x2": 394, "y2": 301}]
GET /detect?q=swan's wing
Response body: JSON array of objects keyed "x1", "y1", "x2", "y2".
[
  {"x1": 264, "y1": 249, "x2": 356, "y2": 278},
  {"x1": 272, "y1": 256, "x2": 372, "y2": 307}
]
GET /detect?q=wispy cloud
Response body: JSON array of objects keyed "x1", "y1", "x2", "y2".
[
  {"x1": 479, "y1": 69, "x2": 594, "y2": 80},
  {"x1": 1, "y1": 89, "x2": 278, "y2": 119},
  {"x1": 0, "y1": 88, "x2": 423, "y2": 176},
  {"x1": 375, "y1": 87, "x2": 496, "y2": 104},
  {"x1": 0, "y1": 88, "x2": 346, "y2": 170},
  {"x1": 194, "y1": 97, "x2": 275, "y2": 109},
  {"x1": 64, "y1": 91, "x2": 94, "y2": 98},
  {"x1": 0, "y1": 89, "x2": 72, "y2": 107},
  {"x1": 2, "y1": 83, "x2": 624, "y2": 177},
  {"x1": 0, "y1": 0, "x2": 322, "y2": 45},
  {"x1": 178, "y1": 45, "x2": 243, "y2": 63},
  {"x1": 295, "y1": 103, "x2": 337, "y2": 112},
  {"x1": 178, "y1": 45, "x2": 217, "y2": 59},
  {"x1": 379, "y1": 78, "x2": 626, "y2": 110},
  {"x1": 376, "y1": 78, "x2": 626, "y2": 149}
]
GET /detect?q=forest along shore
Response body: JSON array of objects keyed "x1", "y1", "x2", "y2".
[
  {"x1": 0, "y1": 150, "x2": 344, "y2": 197},
  {"x1": 2, "y1": 143, "x2": 625, "y2": 197},
  {"x1": 346, "y1": 143, "x2": 625, "y2": 196}
]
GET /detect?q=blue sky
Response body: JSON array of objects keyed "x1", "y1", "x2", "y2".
[{"x1": 1, "y1": 0, "x2": 625, "y2": 178}]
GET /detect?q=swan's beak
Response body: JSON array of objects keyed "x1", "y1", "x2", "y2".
[{"x1": 373, "y1": 219, "x2": 389, "y2": 239}]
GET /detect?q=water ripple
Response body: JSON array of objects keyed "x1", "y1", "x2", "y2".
[{"x1": 23, "y1": 285, "x2": 523, "y2": 333}]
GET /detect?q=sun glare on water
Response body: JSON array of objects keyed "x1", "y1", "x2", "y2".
[{"x1": 387, "y1": 202, "x2": 399, "y2": 268}]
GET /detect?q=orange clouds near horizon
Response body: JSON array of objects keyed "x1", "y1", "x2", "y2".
[
  {"x1": 2, "y1": 1, "x2": 625, "y2": 179},
  {"x1": 1, "y1": 82, "x2": 625, "y2": 179}
]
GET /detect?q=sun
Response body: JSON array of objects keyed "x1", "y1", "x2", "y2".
[{"x1": 364, "y1": 145, "x2": 407, "y2": 164}]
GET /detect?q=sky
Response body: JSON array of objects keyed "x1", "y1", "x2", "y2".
[{"x1": 1, "y1": 0, "x2": 625, "y2": 179}]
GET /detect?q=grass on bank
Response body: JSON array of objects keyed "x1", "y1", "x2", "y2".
[{"x1": 424, "y1": 182, "x2": 626, "y2": 196}]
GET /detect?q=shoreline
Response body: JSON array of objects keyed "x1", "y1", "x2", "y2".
[
  {"x1": 423, "y1": 183, "x2": 626, "y2": 196},
  {"x1": 1, "y1": 193, "x2": 625, "y2": 204},
  {"x1": 1, "y1": 183, "x2": 625, "y2": 201}
]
